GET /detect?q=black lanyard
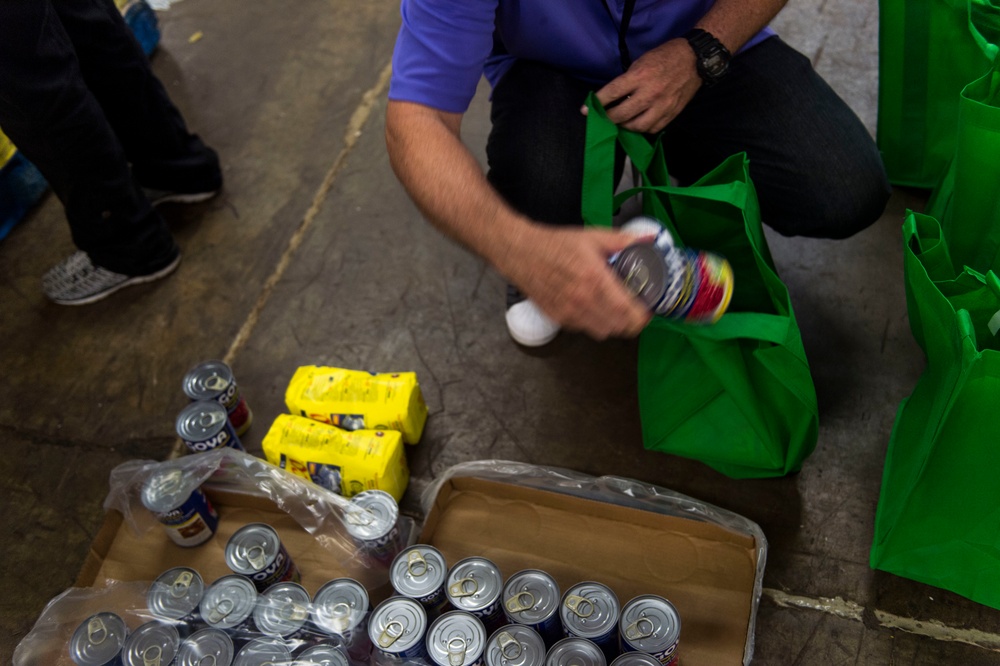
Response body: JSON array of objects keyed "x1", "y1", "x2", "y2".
[{"x1": 600, "y1": 0, "x2": 638, "y2": 71}]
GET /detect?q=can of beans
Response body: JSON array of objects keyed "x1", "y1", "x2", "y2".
[
  {"x1": 225, "y1": 523, "x2": 300, "y2": 592},
  {"x1": 502, "y1": 570, "x2": 561, "y2": 648},
  {"x1": 391, "y1": 544, "x2": 450, "y2": 618},
  {"x1": 609, "y1": 653, "x2": 661, "y2": 666},
  {"x1": 176, "y1": 400, "x2": 245, "y2": 453},
  {"x1": 232, "y1": 637, "x2": 292, "y2": 666},
  {"x1": 311, "y1": 578, "x2": 372, "y2": 663},
  {"x1": 68, "y1": 613, "x2": 129, "y2": 666},
  {"x1": 343, "y1": 489, "x2": 403, "y2": 567},
  {"x1": 183, "y1": 360, "x2": 253, "y2": 437},
  {"x1": 119, "y1": 621, "x2": 181, "y2": 666},
  {"x1": 559, "y1": 583, "x2": 619, "y2": 663},
  {"x1": 176, "y1": 628, "x2": 235, "y2": 666},
  {"x1": 253, "y1": 581, "x2": 311, "y2": 641},
  {"x1": 446, "y1": 557, "x2": 505, "y2": 636},
  {"x1": 618, "y1": 595, "x2": 681, "y2": 666},
  {"x1": 544, "y1": 638, "x2": 606, "y2": 666},
  {"x1": 368, "y1": 597, "x2": 430, "y2": 662},
  {"x1": 297, "y1": 643, "x2": 352, "y2": 666},
  {"x1": 147, "y1": 567, "x2": 205, "y2": 628},
  {"x1": 199, "y1": 575, "x2": 259, "y2": 636},
  {"x1": 427, "y1": 611, "x2": 487, "y2": 666},
  {"x1": 485, "y1": 625, "x2": 546, "y2": 666},
  {"x1": 140, "y1": 466, "x2": 218, "y2": 547}
]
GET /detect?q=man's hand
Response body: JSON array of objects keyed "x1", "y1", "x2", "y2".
[
  {"x1": 587, "y1": 38, "x2": 702, "y2": 134},
  {"x1": 496, "y1": 224, "x2": 653, "y2": 340}
]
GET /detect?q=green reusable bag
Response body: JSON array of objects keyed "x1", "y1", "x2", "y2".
[
  {"x1": 877, "y1": 0, "x2": 993, "y2": 188},
  {"x1": 581, "y1": 94, "x2": 819, "y2": 479},
  {"x1": 871, "y1": 211, "x2": 1000, "y2": 610}
]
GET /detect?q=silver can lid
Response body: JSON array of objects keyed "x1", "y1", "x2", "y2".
[
  {"x1": 225, "y1": 523, "x2": 281, "y2": 575},
  {"x1": 233, "y1": 638, "x2": 292, "y2": 666},
  {"x1": 312, "y1": 578, "x2": 370, "y2": 635},
  {"x1": 544, "y1": 638, "x2": 606, "y2": 666},
  {"x1": 610, "y1": 243, "x2": 669, "y2": 311},
  {"x1": 200, "y1": 575, "x2": 258, "y2": 630},
  {"x1": 609, "y1": 653, "x2": 662, "y2": 666},
  {"x1": 502, "y1": 570, "x2": 560, "y2": 625},
  {"x1": 618, "y1": 595, "x2": 681, "y2": 653},
  {"x1": 176, "y1": 628, "x2": 235, "y2": 666},
  {"x1": 253, "y1": 582, "x2": 311, "y2": 637},
  {"x1": 140, "y1": 465, "x2": 199, "y2": 513},
  {"x1": 148, "y1": 567, "x2": 204, "y2": 621},
  {"x1": 176, "y1": 400, "x2": 230, "y2": 442},
  {"x1": 297, "y1": 644, "x2": 351, "y2": 666},
  {"x1": 120, "y1": 621, "x2": 180, "y2": 666},
  {"x1": 183, "y1": 360, "x2": 235, "y2": 401},
  {"x1": 446, "y1": 557, "x2": 503, "y2": 613},
  {"x1": 68, "y1": 613, "x2": 128, "y2": 666},
  {"x1": 344, "y1": 490, "x2": 398, "y2": 541},
  {"x1": 559, "y1": 583, "x2": 619, "y2": 639},
  {"x1": 391, "y1": 545, "x2": 447, "y2": 599},
  {"x1": 368, "y1": 597, "x2": 428, "y2": 655},
  {"x1": 427, "y1": 612, "x2": 487, "y2": 666},
  {"x1": 485, "y1": 625, "x2": 546, "y2": 666}
]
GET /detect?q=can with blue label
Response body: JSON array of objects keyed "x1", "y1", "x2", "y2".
[
  {"x1": 544, "y1": 638, "x2": 606, "y2": 666},
  {"x1": 177, "y1": 400, "x2": 245, "y2": 453},
  {"x1": 391, "y1": 544, "x2": 450, "y2": 618},
  {"x1": 312, "y1": 577, "x2": 372, "y2": 663},
  {"x1": 253, "y1": 581, "x2": 311, "y2": 641},
  {"x1": 369, "y1": 596, "x2": 430, "y2": 663},
  {"x1": 609, "y1": 653, "x2": 661, "y2": 666},
  {"x1": 224, "y1": 523, "x2": 300, "y2": 592},
  {"x1": 343, "y1": 489, "x2": 403, "y2": 567},
  {"x1": 183, "y1": 360, "x2": 253, "y2": 437},
  {"x1": 559, "y1": 583, "x2": 619, "y2": 663},
  {"x1": 147, "y1": 567, "x2": 205, "y2": 629},
  {"x1": 298, "y1": 643, "x2": 351, "y2": 666},
  {"x1": 446, "y1": 557, "x2": 505, "y2": 636},
  {"x1": 485, "y1": 625, "x2": 546, "y2": 666},
  {"x1": 69, "y1": 613, "x2": 129, "y2": 666},
  {"x1": 200, "y1": 575, "x2": 259, "y2": 636},
  {"x1": 176, "y1": 628, "x2": 235, "y2": 666},
  {"x1": 119, "y1": 621, "x2": 180, "y2": 666},
  {"x1": 618, "y1": 595, "x2": 680, "y2": 666},
  {"x1": 233, "y1": 637, "x2": 292, "y2": 666},
  {"x1": 427, "y1": 611, "x2": 487, "y2": 666},
  {"x1": 141, "y1": 466, "x2": 218, "y2": 547},
  {"x1": 502, "y1": 570, "x2": 561, "y2": 648}
]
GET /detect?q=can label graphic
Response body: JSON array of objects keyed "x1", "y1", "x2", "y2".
[{"x1": 141, "y1": 467, "x2": 218, "y2": 547}]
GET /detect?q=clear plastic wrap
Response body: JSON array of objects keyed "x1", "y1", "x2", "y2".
[{"x1": 421, "y1": 460, "x2": 768, "y2": 666}]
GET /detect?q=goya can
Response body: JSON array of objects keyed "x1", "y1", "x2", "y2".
[
  {"x1": 502, "y1": 570, "x2": 561, "y2": 648},
  {"x1": 119, "y1": 621, "x2": 180, "y2": 666},
  {"x1": 177, "y1": 400, "x2": 245, "y2": 453},
  {"x1": 311, "y1": 578, "x2": 372, "y2": 663},
  {"x1": 232, "y1": 637, "x2": 292, "y2": 666},
  {"x1": 559, "y1": 582, "x2": 619, "y2": 663},
  {"x1": 446, "y1": 557, "x2": 505, "y2": 635},
  {"x1": 183, "y1": 360, "x2": 253, "y2": 436},
  {"x1": 427, "y1": 612, "x2": 487, "y2": 666},
  {"x1": 200, "y1": 575, "x2": 259, "y2": 635},
  {"x1": 343, "y1": 489, "x2": 402, "y2": 567},
  {"x1": 69, "y1": 613, "x2": 128, "y2": 666},
  {"x1": 141, "y1": 465, "x2": 219, "y2": 547},
  {"x1": 147, "y1": 567, "x2": 205, "y2": 626},
  {"x1": 225, "y1": 523, "x2": 300, "y2": 592},
  {"x1": 298, "y1": 643, "x2": 351, "y2": 666},
  {"x1": 368, "y1": 596, "x2": 429, "y2": 661},
  {"x1": 609, "y1": 653, "x2": 661, "y2": 666},
  {"x1": 391, "y1": 544, "x2": 450, "y2": 617},
  {"x1": 253, "y1": 581, "x2": 311, "y2": 640},
  {"x1": 618, "y1": 595, "x2": 681, "y2": 666},
  {"x1": 544, "y1": 638, "x2": 606, "y2": 666},
  {"x1": 176, "y1": 628, "x2": 235, "y2": 666},
  {"x1": 485, "y1": 625, "x2": 546, "y2": 666}
]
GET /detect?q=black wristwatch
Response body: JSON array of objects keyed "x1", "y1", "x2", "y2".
[{"x1": 684, "y1": 28, "x2": 732, "y2": 86}]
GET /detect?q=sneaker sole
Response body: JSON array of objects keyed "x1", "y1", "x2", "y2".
[
  {"x1": 50, "y1": 253, "x2": 182, "y2": 306},
  {"x1": 150, "y1": 190, "x2": 219, "y2": 206}
]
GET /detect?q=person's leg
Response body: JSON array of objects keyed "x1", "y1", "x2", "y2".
[
  {"x1": 662, "y1": 36, "x2": 891, "y2": 239},
  {"x1": 0, "y1": 0, "x2": 177, "y2": 277},
  {"x1": 51, "y1": 0, "x2": 221, "y2": 196}
]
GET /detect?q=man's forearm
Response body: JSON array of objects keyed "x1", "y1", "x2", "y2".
[{"x1": 695, "y1": 0, "x2": 789, "y2": 53}]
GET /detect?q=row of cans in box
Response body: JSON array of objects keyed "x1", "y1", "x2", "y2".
[{"x1": 177, "y1": 360, "x2": 253, "y2": 454}]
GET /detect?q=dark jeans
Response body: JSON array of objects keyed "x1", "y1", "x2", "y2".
[
  {"x1": 0, "y1": 0, "x2": 221, "y2": 274},
  {"x1": 487, "y1": 37, "x2": 891, "y2": 239}
]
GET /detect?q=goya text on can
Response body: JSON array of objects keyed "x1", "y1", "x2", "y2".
[
  {"x1": 297, "y1": 643, "x2": 351, "y2": 666},
  {"x1": 69, "y1": 612, "x2": 128, "y2": 666},
  {"x1": 343, "y1": 489, "x2": 402, "y2": 567},
  {"x1": 485, "y1": 625, "x2": 546, "y2": 666},
  {"x1": 224, "y1": 523, "x2": 300, "y2": 592},
  {"x1": 311, "y1": 577, "x2": 372, "y2": 663},
  {"x1": 177, "y1": 400, "x2": 245, "y2": 453},
  {"x1": 544, "y1": 638, "x2": 606, "y2": 666},
  {"x1": 183, "y1": 360, "x2": 253, "y2": 437},
  {"x1": 368, "y1": 596, "x2": 429, "y2": 661},
  {"x1": 141, "y1": 466, "x2": 218, "y2": 547},
  {"x1": 199, "y1": 574, "x2": 259, "y2": 634},
  {"x1": 176, "y1": 628, "x2": 235, "y2": 666},
  {"x1": 119, "y1": 621, "x2": 180, "y2": 666},
  {"x1": 502, "y1": 570, "x2": 561, "y2": 648},
  {"x1": 559, "y1": 582, "x2": 619, "y2": 663},
  {"x1": 147, "y1": 567, "x2": 205, "y2": 626},
  {"x1": 427, "y1": 611, "x2": 487, "y2": 666},
  {"x1": 391, "y1": 544, "x2": 450, "y2": 617},
  {"x1": 232, "y1": 637, "x2": 292, "y2": 666},
  {"x1": 253, "y1": 581, "x2": 311, "y2": 640},
  {"x1": 618, "y1": 595, "x2": 681, "y2": 666},
  {"x1": 446, "y1": 557, "x2": 505, "y2": 635}
]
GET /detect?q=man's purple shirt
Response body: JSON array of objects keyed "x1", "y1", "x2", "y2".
[{"x1": 389, "y1": 0, "x2": 775, "y2": 113}]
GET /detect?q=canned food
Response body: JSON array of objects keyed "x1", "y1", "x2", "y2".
[
  {"x1": 183, "y1": 360, "x2": 253, "y2": 436},
  {"x1": 176, "y1": 628, "x2": 235, "y2": 666},
  {"x1": 200, "y1": 575, "x2": 259, "y2": 634},
  {"x1": 253, "y1": 582, "x2": 311, "y2": 640},
  {"x1": 544, "y1": 638, "x2": 606, "y2": 666},
  {"x1": 298, "y1": 643, "x2": 351, "y2": 666},
  {"x1": 368, "y1": 596, "x2": 429, "y2": 661},
  {"x1": 559, "y1": 583, "x2": 619, "y2": 662},
  {"x1": 69, "y1": 613, "x2": 129, "y2": 666},
  {"x1": 141, "y1": 465, "x2": 219, "y2": 547},
  {"x1": 618, "y1": 595, "x2": 681, "y2": 666},
  {"x1": 312, "y1": 578, "x2": 372, "y2": 663},
  {"x1": 609, "y1": 653, "x2": 661, "y2": 666},
  {"x1": 232, "y1": 637, "x2": 292, "y2": 666},
  {"x1": 120, "y1": 621, "x2": 180, "y2": 666},
  {"x1": 502, "y1": 570, "x2": 561, "y2": 647},
  {"x1": 484, "y1": 625, "x2": 546, "y2": 666},
  {"x1": 225, "y1": 523, "x2": 300, "y2": 592},
  {"x1": 148, "y1": 567, "x2": 205, "y2": 625},
  {"x1": 177, "y1": 400, "x2": 245, "y2": 453},
  {"x1": 343, "y1": 490, "x2": 403, "y2": 567},
  {"x1": 427, "y1": 611, "x2": 487, "y2": 666},
  {"x1": 391, "y1": 545, "x2": 449, "y2": 616},
  {"x1": 446, "y1": 557, "x2": 505, "y2": 635}
]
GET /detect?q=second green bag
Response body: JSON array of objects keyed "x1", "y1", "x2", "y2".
[{"x1": 581, "y1": 95, "x2": 819, "y2": 479}]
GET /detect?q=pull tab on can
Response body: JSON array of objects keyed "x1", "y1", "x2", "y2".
[
  {"x1": 446, "y1": 637, "x2": 468, "y2": 666},
  {"x1": 171, "y1": 571, "x2": 194, "y2": 598},
  {"x1": 505, "y1": 591, "x2": 535, "y2": 614},
  {"x1": 564, "y1": 595, "x2": 595, "y2": 618},
  {"x1": 449, "y1": 577, "x2": 479, "y2": 598},
  {"x1": 199, "y1": 656, "x2": 218, "y2": 666},
  {"x1": 281, "y1": 601, "x2": 309, "y2": 622},
  {"x1": 378, "y1": 619, "x2": 405, "y2": 648},
  {"x1": 498, "y1": 632, "x2": 522, "y2": 660},
  {"x1": 208, "y1": 598, "x2": 235, "y2": 624},
  {"x1": 407, "y1": 550, "x2": 429, "y2": 578},
  {"x1": 143, "y1": 645, "x2": 163, "y2": 666},
  {"x1": 204, "y1": 373, "x2": 229, "y2": 391},
  {"x1": 625, "y1": 617, "x2": 656, "y2": 641},
  {"x1": 87, "y1": 617, "x2": 108, "y2": 645},
  {"x1": 346, "y1": 508, "x2": 375, "y2": 527},
  {"x1": 246, "y1": 545, "x2": 267, "y2": 571}
]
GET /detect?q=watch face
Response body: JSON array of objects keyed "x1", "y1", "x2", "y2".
[{"x1": 704, "y1": 53, "x2": 727, "y2": 77}]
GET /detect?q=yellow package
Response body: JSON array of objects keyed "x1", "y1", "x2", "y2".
[
  {"x1": 262, "y1": 414, "x2": 409, "y2": 501},
  {"x1": 285, "y1": 366, "x2": 428, "y2": 444},
  {"x1": 0, "y1": 129, "x2": 16, "y2": 170}
]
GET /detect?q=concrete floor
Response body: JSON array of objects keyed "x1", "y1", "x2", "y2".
[{"x1": 2, "y1": 0, "x2": 999, "y2": 664}]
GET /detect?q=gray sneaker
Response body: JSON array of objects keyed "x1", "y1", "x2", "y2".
[{"x1": 42, "y1": 251, "x2": 181, "y2": 305}]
